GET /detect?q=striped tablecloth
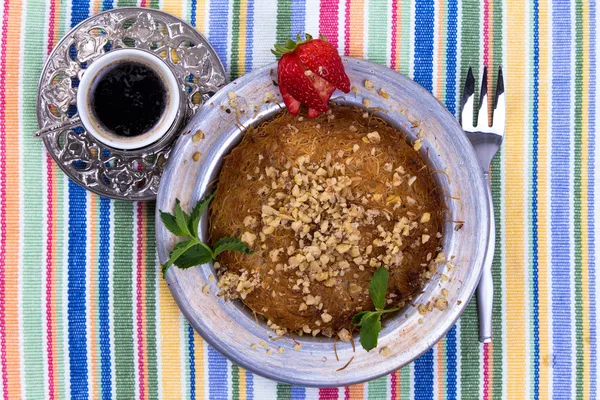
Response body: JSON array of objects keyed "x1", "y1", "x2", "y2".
[{"x1": 0, "y1": 0, "x2": 597, "y2": 399}]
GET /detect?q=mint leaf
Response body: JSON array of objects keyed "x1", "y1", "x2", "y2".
[
  {"x1": 173, "y1": 242, "x2": 214, "y2": 269},
  {"x1": 369, "y1": 267, "x2": 389, "y2": 310},
  {"x1": 212, "y1": 237, "x2": 252, "y2": 257},
  {"x1": 160, "y1": 211, "x2": 187, "y2": 236},
  {"x1": 358, "y1": 313, "x2": 382, "y2": 351},
  {"x1": 160, "y1": 194, "x2": 250, "y2": 277},
  {"x1": 352, "y1": 267, "x2": 400, "y2": 351},
  {"x1": 188, "y1": 194, "x2": 214, "y2": 237},
  {"x1": 174, "y1": 199, "x2": 192, "y2": 237},
  {"x1": 378, "y1": 308, "x2": 400, "y2": 315},
  {"x1": 352, "y1": 311, "x2": 371, "y2": 326},
  {"x1": 162, "y1": 240, "x2": 197, "y2": 275}
]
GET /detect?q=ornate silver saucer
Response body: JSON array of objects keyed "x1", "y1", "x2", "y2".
[{"x1": 36, "y1": 7, "x2": 226, "y2": 201}]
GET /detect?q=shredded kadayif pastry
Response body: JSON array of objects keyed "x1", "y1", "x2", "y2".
[{"x1": 209, "y1": 107, "x2": 444, "y2": 338}]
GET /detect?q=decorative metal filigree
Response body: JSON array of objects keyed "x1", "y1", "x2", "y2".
[{"x1": 37, "y1": 8, "x2": 226, "y2": 201}]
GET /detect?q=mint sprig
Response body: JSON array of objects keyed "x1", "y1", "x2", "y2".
[
  {"x1": 352, "y1": 267, "x2": 399, "y2": 351},
  {"x1": 160, "y1": 195, "x2": 251, "y2": 276}
]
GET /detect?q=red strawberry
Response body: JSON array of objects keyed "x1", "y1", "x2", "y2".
[
  {"x1": 272, "y1": 34, "x2": 350, "y2": 118},
  {"x1": 295, "y1": 39, "x2": 351, "y2": 93}
]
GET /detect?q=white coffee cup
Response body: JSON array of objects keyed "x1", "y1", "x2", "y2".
[{"x1": 77, "y1": 48, "x2": 180, "y2": 150}]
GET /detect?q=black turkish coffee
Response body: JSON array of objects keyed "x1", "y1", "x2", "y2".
[{"x1": 91, "y1": 61, "x2": 167, "y2": 138}]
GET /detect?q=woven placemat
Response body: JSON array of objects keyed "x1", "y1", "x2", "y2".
[{"x1": 0, "y1": 0, "x2": 596, "y2": 399}]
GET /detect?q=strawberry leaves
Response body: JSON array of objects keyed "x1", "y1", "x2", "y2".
[
  {"x1": 160, "y1": 195, "x2": 251, "y2": 276},
  {"x1": 271, "y1": 33, "x2": 314, "y2": 57},
  {"x1": 273, "y1": 33, "x2": 350, "y2": 118},
  {"x1": 352, "y1": 267, "x2": 399, "y2": 351}
]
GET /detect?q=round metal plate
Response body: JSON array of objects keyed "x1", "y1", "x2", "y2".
[
  {"x1": 156, "y1": 58, "x2": 491, "y2": 386},
  {"x1": 37, "y1": 7, "x2": 226, "y2": 200}
]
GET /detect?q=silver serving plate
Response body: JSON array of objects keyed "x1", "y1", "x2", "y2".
[{"x1": 156, "y1": 58, "x2": 490, "y2": 386}]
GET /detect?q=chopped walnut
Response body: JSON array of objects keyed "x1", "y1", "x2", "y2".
[
  {"x1": 321, "y1": 312, "x2": 333, "y2": 323},
  {"x1": 435, "y1": 298, "x2": 448, "y2": 311},
  {"x1": 367, "y1": 131, "x2": 381, "y2": 143},
  {"x1": 378, "y1": 89, "x2": 390, "y2": 99},
  {"x1": 338, "y1": 328, "x2": 352, "y2": 342},
  {"x1": 380, "y1": 347, "x2": 392, "y2": 357},
  {"x1": 241, "y1": 231, "x2": 256, "y2": 247},
  {"x1": 192, "y1": 130, "x2": 205, "y2": 142}
]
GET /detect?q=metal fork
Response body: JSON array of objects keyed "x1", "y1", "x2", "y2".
[{"x1": 460, "y1": 66, "x2": 505, "y2": 343}]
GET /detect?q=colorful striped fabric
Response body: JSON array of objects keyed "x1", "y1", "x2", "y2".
[{"x1": 0, "y1": 0, "x2": 597, "y2": 398}]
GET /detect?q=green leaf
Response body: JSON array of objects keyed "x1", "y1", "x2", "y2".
[
  {"x1": 160, "y1": 211, "x2": 187, "y2": 236},
  {"x1": 352, "y1": 311, "x2": 371, "y2": 326},
  {"x1": 173, "y1": 242, "x2": 214, "y2": 269},
  {"x1": 274, "y1": 44, "x2": 288, "y2": 54},
  {"x1": 162, "y1": 240, "x2": 197, "y2": 275},
  {"x1": 377, "y1": 308, "x2": 400, "y2": 315},
  {"x1": 212, "y1": 237, "x2": 252, "y2": 257},
  {"x1": 359, "y1": 313, "x2": 382, "y2": 351},
  {"x1": 188, "y1": 194, "x2": 214, "y2": 238},
  {"x1": 369, "y1": 267, "x2": 390, "y2": 310},
  {"x1": 174, "y1": 199, "x2": 192, "y2": 237}
]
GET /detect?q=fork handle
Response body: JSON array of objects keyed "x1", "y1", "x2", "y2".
[{"x1": 476, "y1": 172, "x2": 495, "y2": 343}]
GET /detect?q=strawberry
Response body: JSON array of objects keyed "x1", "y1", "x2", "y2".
[{"x1": 272, "y1": 34, "x2": 350, "y2": 118}]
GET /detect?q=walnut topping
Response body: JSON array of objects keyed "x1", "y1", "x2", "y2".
[
  {"x1": 192, "y1": 129, "x2": 205, "y2": 142},
  {"x1": 210, "y1": 108, "x2": 444, "y2": 338},
  {"x1": 380, "y1": 346, "x2": 392, "y2": 357},
  {"x1": 378, "y1": 89, "x2": 390, "y2": 99},
  {"x1": 241, "y1": 231, "x2": 256, "y2": 247},
  {"x1": 244, "y1": 216, "x2": 257, "y2": 227},
  {"x1": 367, "y1": 131, "x2": 381, "y2": 143},
  {"x1": 321, "y1": 312, "x2": 333, "y2": 323},
  {"x1": 263, "y1": 91, "x2": 275, "y2": 103},
  {"x1": 364, "y1": 80, "x2": 374, "y2": 90},
  {"x1": 435, "y1": 298, "x2": 448, "y2": 311},
  {"x1": 338, "y1": 328, "x2": 352, "y2": 342},
  {"x1": 413, "y1": 138, "x2": 423, "y2": 151}
]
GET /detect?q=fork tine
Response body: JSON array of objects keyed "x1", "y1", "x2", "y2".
[
  {"x1": 461, "y1": 67, "x2": 475, "y2": 130},
  {"x1": 492, "y1": 65, "x2": 505, "y2": 133},
  {"x1": 477, "y1": 66, "x2": 489, "y2": 128}
]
